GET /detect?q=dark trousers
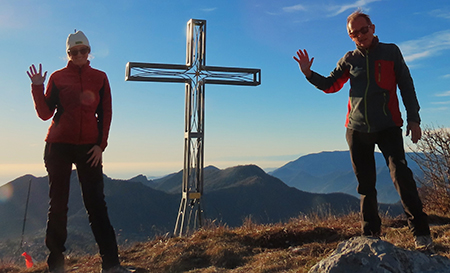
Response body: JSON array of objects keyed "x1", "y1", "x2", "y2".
[
  {"x1": 44, "y1": 143, "x2": 119, "y2": 271},
  {"x1": 346, "y1": 127, "x2": 430, "y2": 237}
]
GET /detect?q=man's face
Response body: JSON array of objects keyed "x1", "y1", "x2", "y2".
[{"x1": 348, "y1": 16, "x2": 375, "y2": 49}]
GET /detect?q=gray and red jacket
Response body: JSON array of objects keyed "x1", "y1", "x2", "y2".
[
  {"x1": 307, "y1": 36, "x2": 420, "y2": 133},
  {"x1": 32, "y1": 61, "x2": 112, "y2": 150}
]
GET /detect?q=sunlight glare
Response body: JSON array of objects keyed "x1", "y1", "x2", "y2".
[{"x1": 0, "y1": 183, "x2": 13, "y2": 203}]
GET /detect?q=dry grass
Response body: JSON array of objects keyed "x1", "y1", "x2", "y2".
[{"x1": 2, "y1": 211, "x2": 450, "y2": 273}]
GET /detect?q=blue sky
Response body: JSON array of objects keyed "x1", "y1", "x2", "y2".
[{"x1": 1, "y1": 0, "x2": 449, "y2": 186}]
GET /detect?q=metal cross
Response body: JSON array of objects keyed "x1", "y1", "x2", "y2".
[{"x1": 125, "y1": 19, "x2": 261, "y2": 236}]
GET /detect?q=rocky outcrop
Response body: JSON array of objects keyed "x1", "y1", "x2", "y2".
[{"x1": 308, "y1": 236, "x2": 450, "y2": 273}]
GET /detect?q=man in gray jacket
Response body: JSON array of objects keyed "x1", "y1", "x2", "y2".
[{"x1": 293, "y1": 10, "x2": 432, "y2": 250}]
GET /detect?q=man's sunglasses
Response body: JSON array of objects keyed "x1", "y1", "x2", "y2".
[
  {"x1": 348, "y1": 25, "x2": 372, "y2": 38},
  {"x1": 68, "y1": 47, "x2": 90, "y2": 56}
]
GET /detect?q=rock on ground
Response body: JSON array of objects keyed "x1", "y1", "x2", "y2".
[{"x1": 308, "y1": 236, "x2": 450, "y2": 273}]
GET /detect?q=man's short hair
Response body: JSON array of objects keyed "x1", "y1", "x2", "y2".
[{"x1": 347, "y1": 9, "x2": 372, "y2": 30}]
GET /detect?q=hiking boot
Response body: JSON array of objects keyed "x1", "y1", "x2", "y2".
[
  {"x1": 414, "y1": 235, "x2": 434, "y2": 252},
  {"x1": 101, "y1": 265, "x2": 134, "y2": 273},
  {"x1": 48, "y1": 267, "x2": 64, "y2": 273},
  {"x1": 47, "y1": 252, "x2": 65, "y2": 273},
  {"x1": 363, "y1": 231, "x2": 381, "y2": 239}
]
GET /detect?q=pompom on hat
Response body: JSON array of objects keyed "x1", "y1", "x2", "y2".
[{"x1": 66, "y1": 30, "x2": 90, "y2": 52}]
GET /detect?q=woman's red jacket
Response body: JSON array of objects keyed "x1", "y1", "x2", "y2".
[{"x1": 32, "y1": 61, "x2": 112, "y2": 150}]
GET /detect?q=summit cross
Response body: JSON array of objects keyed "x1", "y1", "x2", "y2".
[{"x1": 125, "y1": 19, "x2": 261, "y2": 236}]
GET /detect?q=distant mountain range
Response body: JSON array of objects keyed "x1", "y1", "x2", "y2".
[
  {"x1": 270, "y1": 151, "x2": 423, "y2": 204},
  {"x1": 0, "y1": 151, "x2": 407, "y2": 262}
]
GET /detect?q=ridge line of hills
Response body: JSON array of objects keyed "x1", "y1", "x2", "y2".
[{"x1": 0, "y1": 150, "x2": 411, "y2": 263}]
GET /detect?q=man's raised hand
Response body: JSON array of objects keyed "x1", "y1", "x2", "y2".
[{"x1": 293, "y1": 49, "x2": 314, "y2": 78}]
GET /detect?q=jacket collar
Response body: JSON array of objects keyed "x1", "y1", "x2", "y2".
[
  {"x1": 356, "y1": 35, "x2": 379, "y2": 54},
  {"x1": 67, "y1": 60, "x2": 91, "y2": 71}
]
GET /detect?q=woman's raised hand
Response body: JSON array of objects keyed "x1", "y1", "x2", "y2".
[{"x1": 27, "y1": 64, "x2": 47, "y2": 85}]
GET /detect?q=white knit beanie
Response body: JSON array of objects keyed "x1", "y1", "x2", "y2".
[{"x1": 66, "y1": 30, "x2": 90, "y2": 52}]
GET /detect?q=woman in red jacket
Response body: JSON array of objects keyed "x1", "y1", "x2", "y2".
[{"x1": 27, "y1": 31, "x2": 131, "y2": 273}]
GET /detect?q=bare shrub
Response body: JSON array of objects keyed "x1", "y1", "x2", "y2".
[{"x1": 410, "y1": 125, "x2": 450, "y2": 215}]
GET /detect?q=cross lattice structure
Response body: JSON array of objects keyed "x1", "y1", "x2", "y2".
[{"x1": 125, "y1": 19, "x2": 261, "y2": 236}]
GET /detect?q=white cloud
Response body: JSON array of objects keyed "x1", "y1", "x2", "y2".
[
  {"x1": 328, "y1": 0, "x2": 382, "y2": 17},
  {"x1": 266, "y1": 11, "x2": 282, "y2": 16},
  {"x1": 282, "y1": 4, "x2": 307, "y2": 13},
  {"x1": 403, "y1": 51, "x2": 432, "y2": 62},
  {"x1": 435, "y1": 91, "x2": 450, "y2": 97},
  {"x1": 429, "y1": 9, "x2": 450, "y2": 20},
  {"x1": 431, "y1": 101, "x2": 450, "y2": 105},
  {"x1": 281, "y1": 0, "x2": 381, "y2": 18},
  {"x1": 425, "y1": 106, "x2": 449, "y2": 112},
  {"x1": 201, "y1": 7, "x2": 217, "y2": 12},
  {"x1": 399, "y1": 30, "x2": 450, "y2": 62}
]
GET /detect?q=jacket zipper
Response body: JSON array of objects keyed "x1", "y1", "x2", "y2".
[
  {"x1": 379, "y1": 62, "x2": 388, "y2": 116},
  {"x1": 378, "y1": 62, "x2": 381, "y2": 83},
  {"x1": 364, "y1": 50, "x2": 371, "y2": 132},
  {"x1": 79, "y1": 68, "x2": 83, "y2": 142},
  {"x1": 377, "y1": 62, "x2": 389, "y2": 116}
]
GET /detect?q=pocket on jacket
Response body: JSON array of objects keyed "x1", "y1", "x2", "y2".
[{"x1": 374, "y1": 60, "x2": 396, "y2": 90}]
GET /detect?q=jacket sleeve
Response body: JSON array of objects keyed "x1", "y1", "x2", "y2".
[
  {"x1": 31, "y1": 75, "x2": 57, "y2": 121},
  {"x1": 307, "y1": 56, "x2": 350, "y2": 94},
  {"x1": 394, "y1": 45, "x2": 421, "y2": 124},
  {"x1": 96, "y1": 74, "x2": 113, "y2": 151}
]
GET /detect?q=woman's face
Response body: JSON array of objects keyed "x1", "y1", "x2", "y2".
[{"x1": 68, "y1": 45, "x2": 90, "y2": 67}]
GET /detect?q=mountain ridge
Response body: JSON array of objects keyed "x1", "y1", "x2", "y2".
[
  {"x1": 0, "y1": 153, "x2": 406, "y2": 263},
  {"x1": 270, "y1": 150, "x2": 422, "y2": 203}
]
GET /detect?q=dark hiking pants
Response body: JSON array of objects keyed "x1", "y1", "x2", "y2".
[
  {"x1": 44, "y1": 143, "x2": 119, "y2": 271},
  {"x1": 346, "y1": 127, "x2": 430, "y2": 237}
]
